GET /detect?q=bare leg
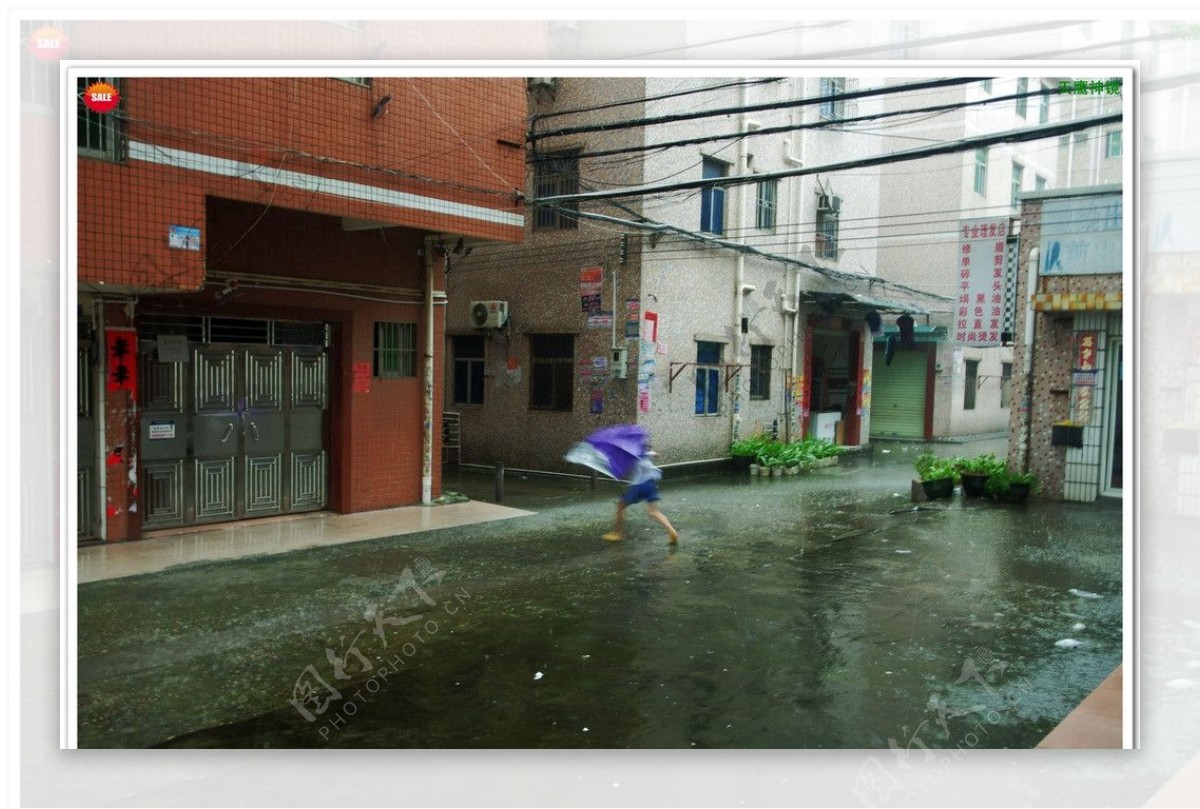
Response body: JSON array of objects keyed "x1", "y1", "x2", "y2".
[
  {"x1": 603, "y1": 500, "x2": 627, "y2": 541},
  {"x1": 645, "y1": 502, "x2": 678, "y2": 544}
]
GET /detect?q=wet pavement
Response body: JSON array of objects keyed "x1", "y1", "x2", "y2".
[{"x1": 76, "y1": 439, "x2": 1124, "y2": 749}]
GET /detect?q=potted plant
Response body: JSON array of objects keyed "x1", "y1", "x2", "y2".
[
  {"x1": 956, "y1": 453, "x2": 1007, "y2": 497},
  {"x1": 1051, "y1": 420, "x2": 1085, "y2": 448},
  {"x1": 914, "y1": 451, "x2": 957, "y2": 500},
  {"x1": 731, "y1": 435, "x2": 771, "y2": 473},
  {"x1": 985, "y1": 468, "x2": 1040, "y2": 503}
]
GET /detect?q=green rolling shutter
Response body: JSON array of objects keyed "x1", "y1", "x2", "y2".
[{"x1": 869, "y1": 346, "x2": 927, "y2": 439}]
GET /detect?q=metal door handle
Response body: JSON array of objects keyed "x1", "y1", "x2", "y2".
[
  {"x1": 220, "y1": 423, "x2": 235, "y2": 443},
  {"x1": 249, "y1": 421, "x2": 260, "y2": 443}
]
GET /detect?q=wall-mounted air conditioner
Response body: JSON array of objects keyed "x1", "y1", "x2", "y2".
[
  {"x1": 817, "y1": 194, "x2": 842, "y2": 212},
  {"x1": 470, "y1": 301, "x2": 509, "y2": 329}
]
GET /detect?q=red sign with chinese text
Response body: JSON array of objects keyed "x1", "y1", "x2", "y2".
[
  {"x1": 1075, "y1": 331, "x2": 1099, "y2": 371},
  {"x1": 106, "y1": 328, "x2": 137, "y2": 393}
]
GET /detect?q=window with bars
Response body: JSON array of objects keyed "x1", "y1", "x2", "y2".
[
  {"x1": 534, "y1": 152, "x2": 579, "y2": 229},
  {"x1": 700, "y1": 157, "x2": 728, "y2": 234},
  {"x1": 335, "y1": 77, "x2": 372, "y2": 87},
  {"x1": 750, "y1": 345, "x2": 772, "y2": 400},
  {"x1": 77, "y1": 76, "x2": 123, "y2": 161},
  {"x1": 756, "y1": 179, "x2": 778, "y2": 231},
  {"x1": 816, "y1": 205, "x2": 839, "y2": 260},
  {"x1": 453, "y1": 335, "x2": 485, "y2": 405},
  {"x1": 1000, "y1": 362, "x2": 1013, "y2": 408},
  {"x1": 695, "y1": 341, "x2": 722, "y2": 415},
  {"x1": 529, "y1": 334, "x2": 574, "y2": 411},
  {"x1": 373, "y1": 322, "x2": 417, "y2": 378},
  {"x1": 819, "y1": 77, "x2": 847, "y2": 120}
]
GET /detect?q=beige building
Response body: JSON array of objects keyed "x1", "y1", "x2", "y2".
[
  {"x1": 872, "y1": 74, "x2": 1120, "y2": 441},
  {"x1": 444, "y1": 75, "x2": 936, "y2": 473}
]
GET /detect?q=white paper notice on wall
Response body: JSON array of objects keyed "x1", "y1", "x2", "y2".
[
  {"x1": 157, "y1": 334, "x2": 189, "y2": 363},
  {"x1": 953, "y1": 349, "x2": 964, "y2": 374}
]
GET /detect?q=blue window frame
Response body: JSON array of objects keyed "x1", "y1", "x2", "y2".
[
  {"x1": 695, "y1": 341, "x2": 722, "y2": 415},
  {"x1": 700, "y1": 157, "x2": 727, "y2": 234}
]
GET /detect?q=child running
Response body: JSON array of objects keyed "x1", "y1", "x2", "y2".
[{"x1": 603, "y1": 450, "x2": 679, "y2": 545}]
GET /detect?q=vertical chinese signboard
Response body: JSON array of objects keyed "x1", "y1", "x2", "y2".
[
  {"x1": 956, "y1": 218, "x2": 1009, "y2": 346},
  {"x1": 579, "y1": 266, "x2": 602, "y2": 313},
  {"x1": 106, "y1": 328, "x2": 137, "y2": 393},
  {"x1": 1072, "y1": 330, "x2": 1099, "y2": 425}
]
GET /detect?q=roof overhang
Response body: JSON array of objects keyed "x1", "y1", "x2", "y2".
[{"x1": 801, "y1": 290, "x2": 934, "y2": 316}]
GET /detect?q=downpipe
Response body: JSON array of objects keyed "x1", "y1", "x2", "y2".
[{"x1": 1020, "y1": 246, "x2": 1039, "y2": 472}]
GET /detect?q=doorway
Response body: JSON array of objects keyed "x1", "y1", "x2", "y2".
[
  {"x1": 138, "y1": 321, "x2": 330, "y2": 529},
  {"x1": 1103, "y1": 338, "x2": 1123, "y2": 494}
]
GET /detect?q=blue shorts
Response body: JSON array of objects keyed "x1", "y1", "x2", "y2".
[{"x1": 621, "y1": 479, "x2": 661, "y2": 505}]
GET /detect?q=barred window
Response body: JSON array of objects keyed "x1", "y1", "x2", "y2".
[
  {"x1": 750, "y1": 345, "x2": 772, "y2": 400},
  {"x1": 820, "y1": 77, "x2": 846, "y2": 120},
  {"x1": 529, "y1": 334, "x2": 574, "y2": 410},
  {"x1": 534, "y1": 152, "x2": 579, "y2": 229},
  {"x1": 453, "y1": 335, "x2": 485, "y2": 405},
  {"x1": 77, "y1": 76, "x2": 123, "y2": 161},
  {"x1": 373, "y1": 322, "x2": 417, "y2": 378},
  {"x1": 756, "y1": 179, "x2": 778, "y2": 231}
]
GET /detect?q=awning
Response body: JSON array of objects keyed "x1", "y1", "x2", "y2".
[{"x1": 801, "y1": 291, "x2": 935, "y2": 316}]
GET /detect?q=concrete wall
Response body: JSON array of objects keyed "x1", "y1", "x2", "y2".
[{"x1": 443, "y1": 78, "x2": 647, "y2": 472}]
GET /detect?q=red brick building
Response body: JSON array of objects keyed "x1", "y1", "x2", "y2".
[{"x1": 74, "y1": 74, "x2": 526, "y2": 541}]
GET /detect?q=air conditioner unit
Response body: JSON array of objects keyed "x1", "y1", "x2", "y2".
[
  {"x1": 817, "y1": 194, "x2": 842, "y2": 212},
  {"x1": 470, "y1": 300, "x2": 509, "y2": 329},
  {"x1": 610, "y1": 347, "x2": 629, "y2": 379}
]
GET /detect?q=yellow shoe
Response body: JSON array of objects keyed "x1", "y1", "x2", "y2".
[
  {"x1": 667, "y1": 529, "x2": 679, "y2": 545},
  {"x1": 602, "y1": 532, "x2": 622, "y2": 542}
]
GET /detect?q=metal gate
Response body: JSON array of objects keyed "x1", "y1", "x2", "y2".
[
  {"x1": 139, "y1": 338, "x2": 328, "y2": 529},
  {"x1": 869, "y1": 345, "x2": 928, "y2": 439}
]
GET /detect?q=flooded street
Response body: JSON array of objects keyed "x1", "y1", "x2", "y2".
[{"x1": 77, "y1": 441, "x2": 1123, "y2": 749}]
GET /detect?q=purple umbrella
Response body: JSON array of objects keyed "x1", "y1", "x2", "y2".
[{"x1": 563, "y1": 423, "x2": 649, "y2": 481}]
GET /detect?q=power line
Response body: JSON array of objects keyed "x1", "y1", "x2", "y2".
[
  {"x1": 533, "y1": 85, "x2": 1059, "y2": 164},
  {"x1": 532, "y1": 77, "x2": 784, "y2": 122},
  {"x1": 528, "y1": 77, "x2": 984, "y2": 143},
  {"x1": 536, "y1": 112, "x2": 1122, "y2": 207}
]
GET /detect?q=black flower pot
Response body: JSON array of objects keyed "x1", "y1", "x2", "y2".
[
  {"x1": 960, "y1": 472, "x2": 990, "y2": 497},
  {"x1": 995, "y1": 483, "x2": 1031, "y2": 504},
  {"x1": 921, "y1": 476, "x2": 955, "y2": 500},
  {"x1": 1051, "y1": 424, "x2": 1084, "y2": 448}
]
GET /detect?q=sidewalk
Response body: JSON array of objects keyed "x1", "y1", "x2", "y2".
[{"x1": 77, "y1": 500, "x2": 533, "y2": 583}]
